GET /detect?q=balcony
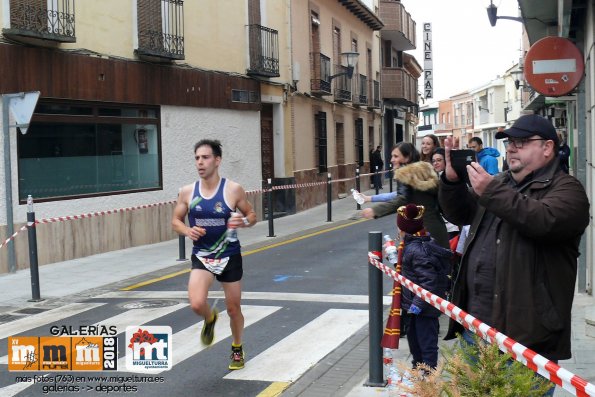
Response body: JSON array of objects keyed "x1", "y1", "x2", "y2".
[
  {"x1": 378, "y1": 0, "x2": 415, "y2": 51},
  {"x1": 136, "y1": 0, "x2": 184, "y2": 61},
  {"x1": 4, "y1": 0, "x2": 75, "y2": 43},
  {"x1": 368, "y1": 80, "x2": 381, "y2": 109},
  {"x1": 381, "y1": 67, "x2": 417, "y2": 106},
  {"x1": 333, "y1": 64, "x2": 352, "y2": 103},
  {"x1": 352, "y1": 74, "x2": 367, "y2": 106},
  {"x1": 247, "y1": 24, "x2": 280, "y2": 78},
  {"x1": 310, "y1": 52, "x2": 331, "y2": 96}
]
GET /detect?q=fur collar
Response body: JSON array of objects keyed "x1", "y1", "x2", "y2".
[{"x1": 394, "y1": 161, "x2": 439, "y2": 191}]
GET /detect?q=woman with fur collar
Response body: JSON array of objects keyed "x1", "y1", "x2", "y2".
[{"x1": 361, "y1": 142, "x2": 449, "y2": 249}]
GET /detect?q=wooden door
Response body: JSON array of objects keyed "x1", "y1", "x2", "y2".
[{"x1": 261, "y1": 104, "x2": 274, "y2": 181}]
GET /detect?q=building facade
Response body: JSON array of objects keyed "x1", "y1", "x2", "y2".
[
  {"x1": 450, "y1": 91, "x2": 474, "y2": 149},
  {"x1": 0, "y1": 0, "x2": 422, "y2": 273}
]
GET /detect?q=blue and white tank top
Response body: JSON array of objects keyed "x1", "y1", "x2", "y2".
[{"x1": 187, "y1": 178, "x2": 241, "y2": 258}]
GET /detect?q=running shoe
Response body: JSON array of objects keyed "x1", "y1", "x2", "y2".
[
  {"x1": 228, "y1": 346, "x2": 245, "y2": 370},
  {"x1": 200, "y1": 308, "x2": 218, "y2": 345}
]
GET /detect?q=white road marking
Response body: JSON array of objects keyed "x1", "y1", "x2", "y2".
[
  {"x1": 0, "y1": 302, "x2": 106, "y2": 340},
  {"x1": 117, "y1": 305, "x2": 282, "y2": 373},
  {"x1": 224, "y1": 308, "x2": 368, "y2": 382},
  {"x1": 96, "y1": 290, "x2": 392, "y2": 305}
]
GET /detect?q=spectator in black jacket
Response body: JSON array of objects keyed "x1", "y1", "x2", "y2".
[{"x1": 371, "y1": 145, "x2": 384, "y2": 189}]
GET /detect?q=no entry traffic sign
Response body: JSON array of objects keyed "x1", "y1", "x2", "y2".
[{"x1": 524, "y1": 36, "x2": 584, "y2": 96}]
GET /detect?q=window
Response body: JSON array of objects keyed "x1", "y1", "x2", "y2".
[
  {"x1": 355, "y1": 118, "x2": 364, "y2": 166},
  {"x1": 18, "y1": 100, "x2": 161, "y2": 202},
  {"x1": 315, "y1": 112, "x2": 327, "y2": 173}
]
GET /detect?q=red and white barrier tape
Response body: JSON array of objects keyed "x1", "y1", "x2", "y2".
[
  {"x1": 367, "y1": 253, "x2": 595, "y2": 397},
  {"x1": 0, "y1": 225, "x2": 28, "y2": 250},
  {"x1": 35, "y1": 200, "x2": 178, "y2": 225}
]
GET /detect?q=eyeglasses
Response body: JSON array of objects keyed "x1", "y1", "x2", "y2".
[
  {"x1": 431, "y1": 158, "x2": 444, "y2": 163},
  {"x1": 503, "y1": 137, "x2": 547, "y2": 149}
]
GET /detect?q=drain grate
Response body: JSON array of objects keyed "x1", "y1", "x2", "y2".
[
  {"x1": 14, "y1": 307, "x2": 49, "y2": 315},
  {"x1": 119, "y1": 300, "x2": 181, "y2": 309},
  {"x1": 0, "y1": 314, "x2": 23, "y2": 323}
]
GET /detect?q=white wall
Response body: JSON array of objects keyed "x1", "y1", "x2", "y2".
[{"x1": 0, "y1": 105, "x2": 261, "y2": 224}]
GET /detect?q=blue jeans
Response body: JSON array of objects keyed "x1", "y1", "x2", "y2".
[{"x1": 461, "y1": 330, "x2": 556, "y2": 396}]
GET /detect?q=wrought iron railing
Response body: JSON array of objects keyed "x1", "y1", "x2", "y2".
[
  {"x1": 373, "y1": 80, "x2": 381, "y2": 108},
  {"x1": 247, "y1": 24, "x2": 279, "y2": 77},
  {"x1": 333, "y1": 64, "x2": 352, "y2": 102},
  {"x1": 353, "y1": 74, "x2": 367, "y2": 105},
  {"x1": 137, "y1": 0, "x2": 184, "y2": 60},
  {"x1": 310, "y1": 52, "x2": 331, "y2": 95},
  {"x1": 8, "y1": 0, "x2": 75, "y2": 41}
]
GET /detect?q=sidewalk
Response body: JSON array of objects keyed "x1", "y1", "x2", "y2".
[
  {"x1": 0, "y1": 185, "x2": 373, "y2": 313},
  {"x1": 1, "y1": 182, "x2": 594, "y2": 397}
]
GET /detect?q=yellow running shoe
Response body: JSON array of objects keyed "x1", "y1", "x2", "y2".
[
  {"x1": 200, "y1": 308, "x2": 218, "y2": 345},
  {"x1": 228, "y1": 346, "x2": 245, "y2": 370}
]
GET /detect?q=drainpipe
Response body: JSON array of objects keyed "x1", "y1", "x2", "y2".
[{"x1": 2, "y1": 95, "x2": 16, "y2": 273}]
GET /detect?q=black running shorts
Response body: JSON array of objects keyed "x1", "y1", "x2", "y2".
[{"x1": 191, "y1": 253, "x2": 243, "y2": 283}]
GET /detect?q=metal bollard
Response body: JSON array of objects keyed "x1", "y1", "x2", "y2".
[
  {"x1": 389, "y1": 164, "x2": 393, "y2": 193},
  {"x1": 177, "y1": 235, "x2": 186, "y2": 261},
  {"x1": 326, "y1": 173, "x2": 332, "y2": 222},
  {"x1": 365, "y1": 231, "x2": 385, "y2": 387},
  {"x1": 355, "y1": 168, "x2": 361, "y2": 211},
  {"x1": 26, "y1": 195, "x2": 42, "y2": 302},
  {"x1": 375, "y1": 166, "x2": 380, "y2": 195},
  {"x1": 266, "y1": 178, "x2": 275, "y2": 237}
]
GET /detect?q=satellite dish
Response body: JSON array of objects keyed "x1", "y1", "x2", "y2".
[{"x1": 8, "y1": 91, "x2": 40, "y2": 134}]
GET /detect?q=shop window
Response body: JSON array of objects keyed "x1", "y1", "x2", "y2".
[{"x1": 17, "y1": 100, "x2": 161, "y2": 202}]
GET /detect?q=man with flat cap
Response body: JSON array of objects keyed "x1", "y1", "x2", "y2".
[{"x1": 438, "y1": 114, "x2": 590, "y2": 395}]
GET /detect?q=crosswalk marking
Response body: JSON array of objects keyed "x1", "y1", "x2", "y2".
[
  {"x1": 224, "y1": 308, "x2": 369, "y2": 382},
  {"x1": 0, "y1": 298, "x2": 373, "y2": 394},
  {"x1": 0, "y1": 302, "x2": 106, "y2": 340},
  {"x1": 97, "y1": 290, "x2": 392, "y2": 305},
  {"x1": 0, "y1": 302, "x2": 188, "y2": 365},
  {"x1": 116, "y1": 305, "x2": 282, "y2": 373}
]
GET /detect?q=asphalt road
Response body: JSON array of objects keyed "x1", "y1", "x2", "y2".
[{"x1": 0, "y1": 214, "x2": 397, "y2": 397}]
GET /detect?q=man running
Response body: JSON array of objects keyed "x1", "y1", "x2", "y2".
[{"x1": 172, "y1": 139, "x2": 256, "y2": 370}]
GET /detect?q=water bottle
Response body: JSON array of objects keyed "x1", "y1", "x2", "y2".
[
  {"x1": 383, "y1": 235, "x2": 398, "y2": 265},
  {"x1": 226, "y1": 213, "x2": 238, "y2": 242},
  {"x1": 399, "y1": 371, "x2": 414, "y2": 396},
  {"x1": 387, "y1": 366, "x2": 400, "y2": 391},
  {"x1": 350, "y1": 189, "x2": 365, "y2": 205},
  {"x1": 382, "y1": 347, "x2": 394, "y2": 379}
]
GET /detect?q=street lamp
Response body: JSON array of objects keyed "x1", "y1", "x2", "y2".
[
  {"x1": 328, "y1": 51, "x2": 359, "y2": 81},
  {"x1": 503, "y1": 101, "x2": 512, "y2": 122},
  {"x1": 486, "y1": 0, "x2": 523, "y2": 27},
  {"x1": 511, "y1": 68, "x2": 526, "y2": 90}
]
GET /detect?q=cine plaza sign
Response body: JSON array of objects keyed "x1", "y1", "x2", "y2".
[{"x1": 524, "y1": 36, "x2": 584, "y2": 97}]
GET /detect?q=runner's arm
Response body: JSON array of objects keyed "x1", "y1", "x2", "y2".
[
  {"x1": 172, "y1": 184, "x2": 206, "y2": 240},
  {"x1": 228, "y1": 183, "x2": 256, "y2": 228}
]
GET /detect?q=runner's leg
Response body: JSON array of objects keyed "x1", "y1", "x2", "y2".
[
  {"x1": 188, "y1": 268, "x2": 216, "y2": 319},
  {"x1": 222, "y1": 280, "x2": 244, "y2": 345}
]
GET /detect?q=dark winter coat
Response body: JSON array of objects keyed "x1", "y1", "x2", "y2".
[
  {"x1": 371, "y1": 149, "x2": 384, "y2": 171},
  {"x1": 371, "y1": 161, "x2": 450, "y2": 249},
  {"x1": 400, "y1": 234, "x2": 452, "y2": 317},
  {"x1": 439, "y1": 157, "x2": 590, "y2": 360}
]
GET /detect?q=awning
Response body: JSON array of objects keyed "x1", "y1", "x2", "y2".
[{"x1": 523, "y1": 93, "x2": 545, "y2": 111}]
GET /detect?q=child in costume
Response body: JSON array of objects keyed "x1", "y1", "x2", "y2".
[{"x1": 397, "y1": 203, "x2": 452, "y2": 369}]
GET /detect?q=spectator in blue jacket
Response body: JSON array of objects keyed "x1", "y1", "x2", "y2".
[
  {"x1": 468, "y1": 137, "x2": 500, "y2": 175},
  {"x1": 397, "y1": 203, "x2": 452, "y2": 369}
]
